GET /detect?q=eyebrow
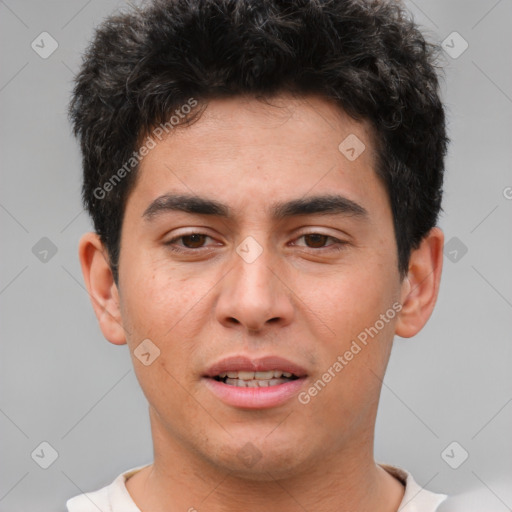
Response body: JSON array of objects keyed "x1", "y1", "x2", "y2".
[{"x1": 142, "y1": 193, "x2": 369, "y2": 222}]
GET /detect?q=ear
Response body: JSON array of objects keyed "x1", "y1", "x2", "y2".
[
  {"x1": 78, "y1": 232, "x2": 127, "y2": 345},
  {"x1": 395, "y1": 227, "x2": 444, "y2": 338}
]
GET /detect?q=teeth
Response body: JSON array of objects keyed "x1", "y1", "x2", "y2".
[
  {"x1": 237, "y1": 370, "x2": 255, "y2": 380},
  {"x1": 216, "y1": 370, "x2": 295, "y2": 380},
  {"x1": 255, "y1": 371, "x2": 274, "y2": 379},
  {"x1": 224, "y1": 377, "x2": 290, "y2": 387}
]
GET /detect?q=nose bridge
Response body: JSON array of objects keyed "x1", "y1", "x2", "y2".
[
  {"x1": 216, "y1": 235, "x2": 293, "y2": 331},
  {"x1": 235, "y1": 245, "x2": 276, "y2": 301}
]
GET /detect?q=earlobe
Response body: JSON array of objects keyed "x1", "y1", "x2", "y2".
[
  {"x1": 395, "y1": 227, "x2": 444, "y2": 339},
  {"x1": 78, "y1": 232, "x2": 127, "y2": 345}
]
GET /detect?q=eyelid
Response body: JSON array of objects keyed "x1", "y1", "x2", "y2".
[
  {"x1": 164, "y1": 226, "x2": 216, "y2": 240},
  {"x1": 164, "y1": 229, "x2": 348, "y2": 253},
  {"x1": 290, "y1": 231, "x2": 347, "y2": 248},
  {"x1": 165, "y1": 231, "x2": 217, "y2": 247}
]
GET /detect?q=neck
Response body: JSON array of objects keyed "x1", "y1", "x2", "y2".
[{"x1": 126, "y1": 408, "x2": 404, "y2": 512}]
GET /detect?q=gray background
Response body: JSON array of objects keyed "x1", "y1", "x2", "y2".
[{"x1": 0, "y1": 1, "x2": 511, "y2": 510}]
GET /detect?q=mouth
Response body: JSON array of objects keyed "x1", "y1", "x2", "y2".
[
  {"x1": 212, "y1": 370, "x2": 300, "y2": 387},
  {"x1": 203, "y1": 355, "x2": 308, "y2": 409}
]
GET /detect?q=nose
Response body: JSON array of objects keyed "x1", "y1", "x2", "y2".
[{"x1": 215, "y1": 242, "x2": 294, "y2": 334}]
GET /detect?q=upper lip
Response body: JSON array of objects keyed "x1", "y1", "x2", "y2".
[{"x1": 203, "y1": 355, "x2": 308, "y2": 378}]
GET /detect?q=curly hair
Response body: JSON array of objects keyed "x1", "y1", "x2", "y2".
[{"x1": 69, "y1": 0, "x2": 448, "y2": 284}]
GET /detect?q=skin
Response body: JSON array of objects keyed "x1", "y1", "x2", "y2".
[{"x1": 79, "y1": 95, "x2": 444, "y2": 512}]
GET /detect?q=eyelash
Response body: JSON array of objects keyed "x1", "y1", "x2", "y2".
[{"x1": 164, "y1": 232, "x2": 348, "y2": 254}]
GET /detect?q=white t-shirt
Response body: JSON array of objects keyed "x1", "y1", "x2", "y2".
[{"x1": 66, "y1": 463, "x2": 447, "y2": 511}]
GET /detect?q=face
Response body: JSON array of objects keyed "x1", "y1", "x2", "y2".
[{"x1": 87, "y1": 95, "x2": 418, "y2": 479}]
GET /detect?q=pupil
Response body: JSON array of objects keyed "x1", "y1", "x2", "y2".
[
  {"x1": 183, "y1": 234, "x2": 205, "y2": 248},
  {"x1": 182, "y1": 234, "x2": 328, "y2": 249},
  {"x1": 305, "y1": 234, "x2": 327, "y2": 248}
]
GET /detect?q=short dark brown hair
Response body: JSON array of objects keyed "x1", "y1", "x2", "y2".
[{"x1": 69, "y1": 0, "x2": 448, "y2": 283}]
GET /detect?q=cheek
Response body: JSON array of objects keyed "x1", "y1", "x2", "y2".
[
  {"x1": 131, "y1": 354, "x2": 207, "y2": 439},
  {"x1": 119, "y1": 259, "x2": 221, "y2": 384},
  {"x1": 304, "y1": 265, "x2": 396, "y2": 339},
  {"x1": 121, "y1": 256, "x2": 199, "y2": 334},
  {"x1": 120, "y1": 267, "x2": 207, "y2": 417},
  {"x1": 299, "y1": 262, "x2": 398, "y2": 396}
]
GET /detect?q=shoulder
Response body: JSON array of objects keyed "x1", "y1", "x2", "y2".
[
  {"x1": 65, "y1": 464, "x2": 150, "y2": 512},
  {"x1": 380, "y1": 464, "x2": 448, "y2": 512},
  {"x1": 66, "y1": 481, "x2": 112, "y2": 512}
]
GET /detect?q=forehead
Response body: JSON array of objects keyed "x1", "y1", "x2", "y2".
[
  {"x1": 161, "y1": 95, "x2": 377, "y2": 161},
  {"x1": 127, "y1": 94, "x2": 388, "y2": 223}
]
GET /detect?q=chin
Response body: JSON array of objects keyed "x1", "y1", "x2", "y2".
[{"x1": 207, "y1": 434, "x2": 310, "y2": 481}]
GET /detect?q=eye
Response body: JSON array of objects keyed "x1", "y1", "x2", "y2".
[
  {"x1": 164, "y1": 233, "x2": 215, "y2": 253},
  {"x1": 164, "y1": 231, "x2": 348, "y2": 255},
  {"x1": 292, "y1": 233, "x2": 348, "y2": 251}
]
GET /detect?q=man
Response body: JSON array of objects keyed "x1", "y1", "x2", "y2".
[{"x1": 66, "y1": 0, "x2": 448, "y2": 510}]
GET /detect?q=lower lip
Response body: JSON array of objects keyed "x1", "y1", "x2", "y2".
[{"x1": 203, "y1": 377, "x2": 306, "y2": 409}]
